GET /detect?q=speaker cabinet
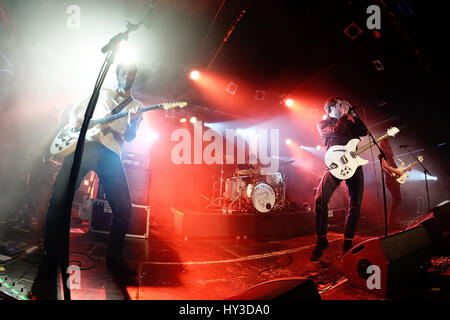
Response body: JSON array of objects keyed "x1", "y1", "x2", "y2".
[
  {"x1": 96, "y1": 151, "x2": 150, "y2": 205},
  {"x1": 342, "y1": 226, "x2": 432, "y2": 298},
  {"x1": 122, "y1": 165, "x2": 150, "y2": 205},
  {"x1": 226, "y1": 278, "x2": 321, "y2": 300},
  {"x1": 89, "y1": 199, "x2": 150, "y2": 238}
]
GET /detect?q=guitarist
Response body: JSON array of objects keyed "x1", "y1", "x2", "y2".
[
  {"x1": 32, "y1": 62, "x2": 143, "y2": 298},
  {"x1": 311, "y1": 97, "x2": 367, "y2": 261},
  {"x1": 379, "y1": 139, "x2": 404, "y2": 230}
]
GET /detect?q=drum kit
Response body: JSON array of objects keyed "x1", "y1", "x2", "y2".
[{"x1": 205, "y1": 157, "x2": 295, "y2": 214}]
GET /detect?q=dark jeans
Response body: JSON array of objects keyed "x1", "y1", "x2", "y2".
[
  {"x1": 314, "y1": 166, "x2": 364, "y2": 239},
  {"x1": 43, "y1": 142, "x2": 132, "y2": 260}
]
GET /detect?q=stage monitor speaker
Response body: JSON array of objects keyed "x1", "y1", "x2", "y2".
[
  {"x1": 405, "y1": 200, "x2": 450, "y2": 256},
  {"x1": 431, "y1": 200, "x2": 450, "y2": 231},
  {"x1": 225, "y1": 278, "x2": 321, "y2": 300},
  {"x1": 342, "y1": 226, "x2": 432, "y2": 298}
]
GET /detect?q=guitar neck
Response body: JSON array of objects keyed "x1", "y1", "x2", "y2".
[
  {"x1": 90, "y1": 104, "x2": 163, "y2": 126},
  {"x1": 402, "y1": 159, "x2": 420, "y2": 173},
  {"x1": 355, "y1": 133, "x2": 389, "y2": 156}
]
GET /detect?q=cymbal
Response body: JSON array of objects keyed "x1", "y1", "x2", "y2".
[
  {"x1": 237, "y1": 168, "x2": 260, "y2": 175},
  {"x1": 271, "y1": 156, "x2": 295, "y2": 165}
]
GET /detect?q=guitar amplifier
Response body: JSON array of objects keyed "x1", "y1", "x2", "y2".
[
  {"x1": 89, "y1": 199, "x2": 150, "y2": 238},
  {"x1": 96, "y1": 151, "x2": 150, "y2": 205}
]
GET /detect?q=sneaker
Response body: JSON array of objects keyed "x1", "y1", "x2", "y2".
[
  {"x1": 310, "y1": 238, "x2": 329, "y2": 261},
  {"x1": 343, "y1": 240, "x2": 353, "y2": 255}
]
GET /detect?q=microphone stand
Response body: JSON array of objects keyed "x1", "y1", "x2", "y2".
[
  {"x1": 58, "y1": 21, "x2": 141, "y2": 301},
  {"x1": 350, "y1": 108, "x2": 389, "y2": 237},
  {"x1": 403, "y1": 145, "x2": 432, "y2": 212}
]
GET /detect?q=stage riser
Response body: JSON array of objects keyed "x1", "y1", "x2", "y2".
[{"x1": 172, "y1": 208, "x2": 315, "y2": 238}]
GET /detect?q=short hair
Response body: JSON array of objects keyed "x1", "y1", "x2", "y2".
[
  {"x1": 323, "y1": 96, "x2": 344, "y2": 114},
  {"x1": 115, "y1": 62, "x2": 138, "y2": 77}
]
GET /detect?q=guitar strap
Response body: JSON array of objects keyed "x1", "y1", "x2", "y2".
[
  {"x1": 100, "y1": 95, "x2": 134, "y2": 139},
  {"x1": 111, "y1": 95, "x2": 133, "y2": 115}
]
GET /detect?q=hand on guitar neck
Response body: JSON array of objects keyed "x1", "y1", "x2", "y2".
[
  {"x1": 383, "y1": 156, "x2": 424, "y2": 184},
  {"x1": 69, "y1": 117, "x2": 83, "y2": 130},
  {"x1": 381, "y1": 158, "x2": 403, "y2": 179}
]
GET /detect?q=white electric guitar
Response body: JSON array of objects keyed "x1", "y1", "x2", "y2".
[
  {"x1": 394, "y1": 156, "x2": 424, "y2": 184},
  {"x1": 49, "y1": 101, "x2": 187, "y2": 159},
  {"x1": 325, "y1": 127, "x2": 400, "y2": 179}
]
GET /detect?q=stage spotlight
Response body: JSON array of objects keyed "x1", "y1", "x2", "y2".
[
  {"x1": 322, "y1": 114, "x2": 327, "y2": 120},
  {"x1": 285, "y1": 99, "x2": 294, "y2": 107},
  {"x1": 190, "y1": 116, "x2": 197, "y2": 124},
  {"x1": 116, "y1": 41, "x2": 136, "y2": 64},
  {"x1": 285, "y1": 139, "x2": 292, "y2": 145},
  {"x1": 316, "y1": 145, "x2": 322, "y2": 150},
  {"x1": 179, "y1": 118, "x2": 187, "y2": 123},
  {"x1": 226, "y1": 82, "x2": 238, "y2": 95},
  {"x1": 255, "y1": 90, "x2": 265, "y2": 101},
  {"x1": 148, "y1": 131, "x2": 159, "y2": 142},
  {"x1": 343, "y1": 22, "x2": 363, "y2": 40},
  {"x1": 189, "y1": 70, "x2": 200, "y2": 80}
]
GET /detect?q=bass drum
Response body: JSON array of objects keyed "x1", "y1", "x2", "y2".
[{"x1": 246, "y1": 182, "x2": 276, "y2": 213}]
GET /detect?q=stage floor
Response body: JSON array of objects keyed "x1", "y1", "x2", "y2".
[{"x1": 0, "y1": 213, "x2": 447, "y2": 300}]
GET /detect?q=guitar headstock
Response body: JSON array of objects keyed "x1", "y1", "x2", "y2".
[
  {"x1": 387, "y1": 127, "x2": 399, "y2": 137},
  {"x1": 162, "y1": 101, "x2": 188, "y2": 110}
]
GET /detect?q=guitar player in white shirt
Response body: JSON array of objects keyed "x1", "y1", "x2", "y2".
[{"x1": 32, "y1": 62, "x2": 143, "y2": 299}]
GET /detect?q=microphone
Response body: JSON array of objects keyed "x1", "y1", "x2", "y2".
[{"x1": 348, "y1": 106, "x2": 358, "y2": 117}]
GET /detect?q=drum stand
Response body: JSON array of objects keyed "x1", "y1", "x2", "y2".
[
  {"x1": 229, "y1": 181, "x2": 245, "y2": 213},
  {"x1": 204, "y1": 161, "x2": 225, "y2": 211},
  {"x1": 273, "y1": 163, "x2": 289, "y2": 210}
]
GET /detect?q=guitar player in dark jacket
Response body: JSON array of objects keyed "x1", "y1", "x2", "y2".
[{"x1": 310, "y1": 97, "x2": 367, "y2": 261}]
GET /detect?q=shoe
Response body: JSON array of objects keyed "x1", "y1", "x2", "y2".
[
  {"x1": 343, "y1": 240, "x2": 353, "y2": 255},
  {"x1": 106, "y1": 257, "x2": 138, "y2": 279},
  {"x1": 310, "y1": 238, "x2": 329, "y2": 261}
]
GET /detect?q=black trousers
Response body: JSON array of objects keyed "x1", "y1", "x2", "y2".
[
  {"x1": 314, "y1": 166, "x2": 364, "y2": 239},
  {"x1": 44, "y1": 142, "x2": 132, "y2": 260}
]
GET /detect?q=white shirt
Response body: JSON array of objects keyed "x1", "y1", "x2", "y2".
[{"x1": 70, "y1": 88, "x2": 143, "y2": 156}]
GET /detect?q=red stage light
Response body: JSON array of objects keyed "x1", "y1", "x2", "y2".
[
  {"x1": 373, "y1": 30, "x2": 381, "y2": 39},
  {"x1": 285, "y1": 99, "x2": 294, "y2": 107},
  {"x1": 190, "y1": 116, "x2": 197, "y2": 124},
  {"x1": 180, "y1": 118, "x2": 187, "y2": 123},
  {"x1": 285, "y1": 139, "x2": 292, "y2": 145},
  {"x1": 189, "y1": 70, "x2": 200, "y2": 80}
]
